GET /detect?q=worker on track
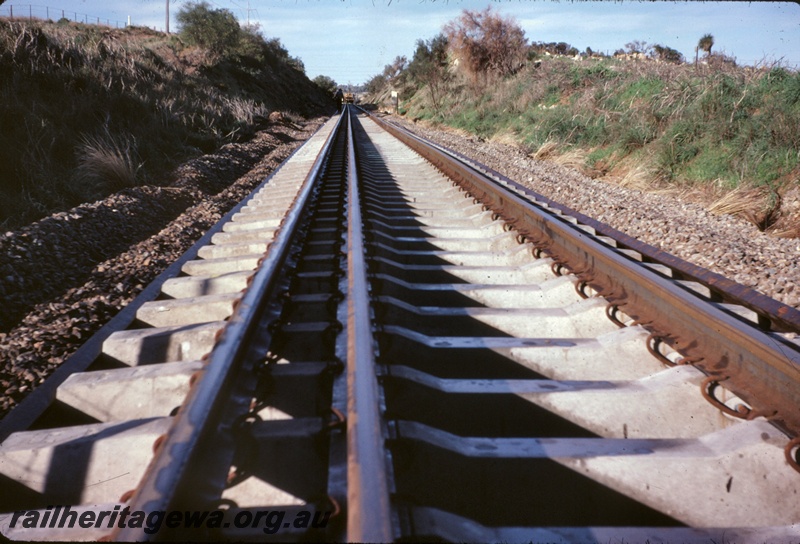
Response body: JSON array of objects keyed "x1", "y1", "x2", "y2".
[{"x1": 334, "y1": 88, "x2": 344, "y2": 113}]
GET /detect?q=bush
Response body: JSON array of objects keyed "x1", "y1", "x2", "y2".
[
  {"x1": 313, "y1": 75, "x2": 337, "y2": 95},
  {"x1": 444, "y1": 7, "x2": 528, "y2": 85},
  {"x1": 177, "y1": 2, "x2": 242, "y2": 58},
  {"x1": 365, "y1": 73, "x2": 387, "y2": 96}
]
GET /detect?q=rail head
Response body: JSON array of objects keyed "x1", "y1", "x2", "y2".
[
  {"x1": 344, "y1": 106, "x2": 395, "y2": 542},
  {"x1": 112, "y1": 113, "x2": 346, "y2": 541},
  {"x1": 366, "y1": 111, "x2": 800, "y2": 438}
]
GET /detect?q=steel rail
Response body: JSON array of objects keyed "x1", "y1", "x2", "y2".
[
  {"x1": 112, "y1": 113, "x2": 346, "y2": 541},
  {"x1": 343, "y1": 107, "x2": 395, "y2": 541},
  {"x1": 0, "y1": 134, "x2": 317, "y2": 443},
  {"x1": 368, "y1": 113, "x2": 800, "y2": 437},
  {"x1": 386, "y1": 117, "x2": 800, "y2": 333}
]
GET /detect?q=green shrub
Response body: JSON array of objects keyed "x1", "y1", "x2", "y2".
[
  {"x1": 177, "y1": 2, "x2": 241, "y2": 58},
  {"x1": 313, "y1": 75, "x2": 338, "y2": 95}
]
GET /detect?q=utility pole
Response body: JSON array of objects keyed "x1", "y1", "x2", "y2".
[
  {"x1": 165, "y1": 0, "x2": 169, "y2": 34},
  {"x1": 245, "y1": 0, "x2": 258, "y2": 29}
]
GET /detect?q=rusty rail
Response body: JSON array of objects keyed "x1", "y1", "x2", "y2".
[
  {"x1": 369, "y1": 112, "x2": 800, "y2": 437},
  {"x1": 343, "y1": 108, "x2": 394, "y2": 541},
  {"x1": 113, "y1": 112, "x2": 346, "y2": 541}
]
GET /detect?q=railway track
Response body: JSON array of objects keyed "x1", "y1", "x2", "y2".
[{"x1": 1, "y1": 106, "x2": 799, "y2": 542}]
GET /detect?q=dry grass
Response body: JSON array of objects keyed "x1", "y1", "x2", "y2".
[
  {"x1": 488, "y1": 130, "x2": 521, "y2": 147},
  {"x1": 769, "y1": 222, "x2": 800, "y2": 238},
  {"x1": 706, "y1": 184, "x2": 768, "y2": 216},
  {"x1": 705, "y1": 183, "x2": 788, "y2": 232},
  {"x1": 552, "y1": 147, "x2": 589, "y2": 173},
  {"x1": 532, "y1": 140, "x2": 558, "y2": 160},
  {"x1": 75, "y1": 133, "x2": 142, "y2": 197},
  {"x1": 0, "y1": 18, "x2": 330, "y2": 228},
  {"x1": 617, "y1": 163, "x2": 658, "y2": 191}
]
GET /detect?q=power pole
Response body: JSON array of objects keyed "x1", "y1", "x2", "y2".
[
  {"x1": 165, "y1": 0, "x2": 170, "y2": 34},
  {"x1": 244, "y1": 1, "x2": 259, "y2": 29}
]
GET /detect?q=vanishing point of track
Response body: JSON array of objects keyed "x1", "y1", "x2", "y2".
[{"x1": 1, "y1": 106, "x2": 799, "y2": 542}]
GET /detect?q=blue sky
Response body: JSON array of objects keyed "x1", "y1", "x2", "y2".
[{"x1": 2, "y1": 0, "x2": 798, "y2": 84}]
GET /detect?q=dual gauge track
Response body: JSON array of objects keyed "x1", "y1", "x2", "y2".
[{"x1": 1, "y1": 106, "x2": 799, "y2": 542}]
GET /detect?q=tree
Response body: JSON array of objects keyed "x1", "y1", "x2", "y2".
[
  {"x1": 624, "y1": 40, "x2": 652, "y2": 57},
  {"x1": 651, "y1": 44, "x2": 684, "y2": 64},
  {"x1": 696, "y1": 33, "x2": 714, "y2": 66},
  {"x1": 382, "y1": 56, "x2": 408, "y2": 81},
  {"x1": 365, "y1": 74, "x2": 387, "y2": 96},
  {"x1": 698, "y1": 34, "x2": 714, "y2": 55},
  {"x1": 177, "y1": 2, "x2": 242, "y2": 58},
  {"x1": 406, "y1": 34, "x2": 450, "y2": 111},
  {"x1": 444, "y1": 7, "x2": 528, "y2": 85},
  {"x1": 313, "y1": 75, "x2": 338, "y2": 95}
]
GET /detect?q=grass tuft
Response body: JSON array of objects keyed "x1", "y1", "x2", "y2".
[{"x1": 74, "y1": 133, "x2": 142, "y2": 198}]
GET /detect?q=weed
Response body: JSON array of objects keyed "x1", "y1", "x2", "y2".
[{"x1": 74, "y1": 132, "x2": 142, "y2": 198}]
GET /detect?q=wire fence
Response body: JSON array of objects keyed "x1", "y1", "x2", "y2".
[{"x1": 0, "y1": 4, "x2": 153, "y2": 30}]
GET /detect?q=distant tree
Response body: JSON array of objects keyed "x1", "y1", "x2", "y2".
[
  {"x1": 698, "y1": 34, "x2": 714, "y2": 55},
  {"x1": 365, "y1": 73, "x2": 387, "y2": 96},
  {"x1": 289, "y1": 56, "x2": 305, "y2": 73},
  {"x1": 406, "y1": 34, "x2": 450, "y2": 111},
  {"x1": 696, "y1": 33, "x2": 714, "y2": 66},
  {"x1": 177, "y1": 2, "x2": 242, "y2": 58},
  {"x1": 382, "y1": 56, "x2": 408, "y2": 80},
  {"x1": 444, "y1": 7, "x2": 528, "y2": 85},
  {"x1": 651, "y1": 44, "x2": 684, "y2": 64},
  {"x1": 624, "y1": 40, "x2": 652, "y2": 57},
  {"x1": 313, "y1": 75, "x2": 338, "y2": 95}
]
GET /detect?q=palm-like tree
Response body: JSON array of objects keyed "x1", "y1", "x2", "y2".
[
  {"x1": 695, "y1": 33, "x2": 714, "y2": 66},
  {"x1": 698, "y1": 34, "x2": 714, "y2": 55}
]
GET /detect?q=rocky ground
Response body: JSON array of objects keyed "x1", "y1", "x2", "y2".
[
  {"x1": 0, "y1": 115, "x2": 325, "y2": 418},
  {"x1": 1, "y1": 112, "x2": 798, "y2": 421},
  {"x1": 394, "y1": 117, "x2": 800, "y2": 311}
]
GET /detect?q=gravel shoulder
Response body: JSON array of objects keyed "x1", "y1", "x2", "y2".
[
  {"x1": 0, "y1": 117, "x2": 325, "y2": 419},
  {"x1": 392, "y1": 117, "x2": 800, "y2": 311}
]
